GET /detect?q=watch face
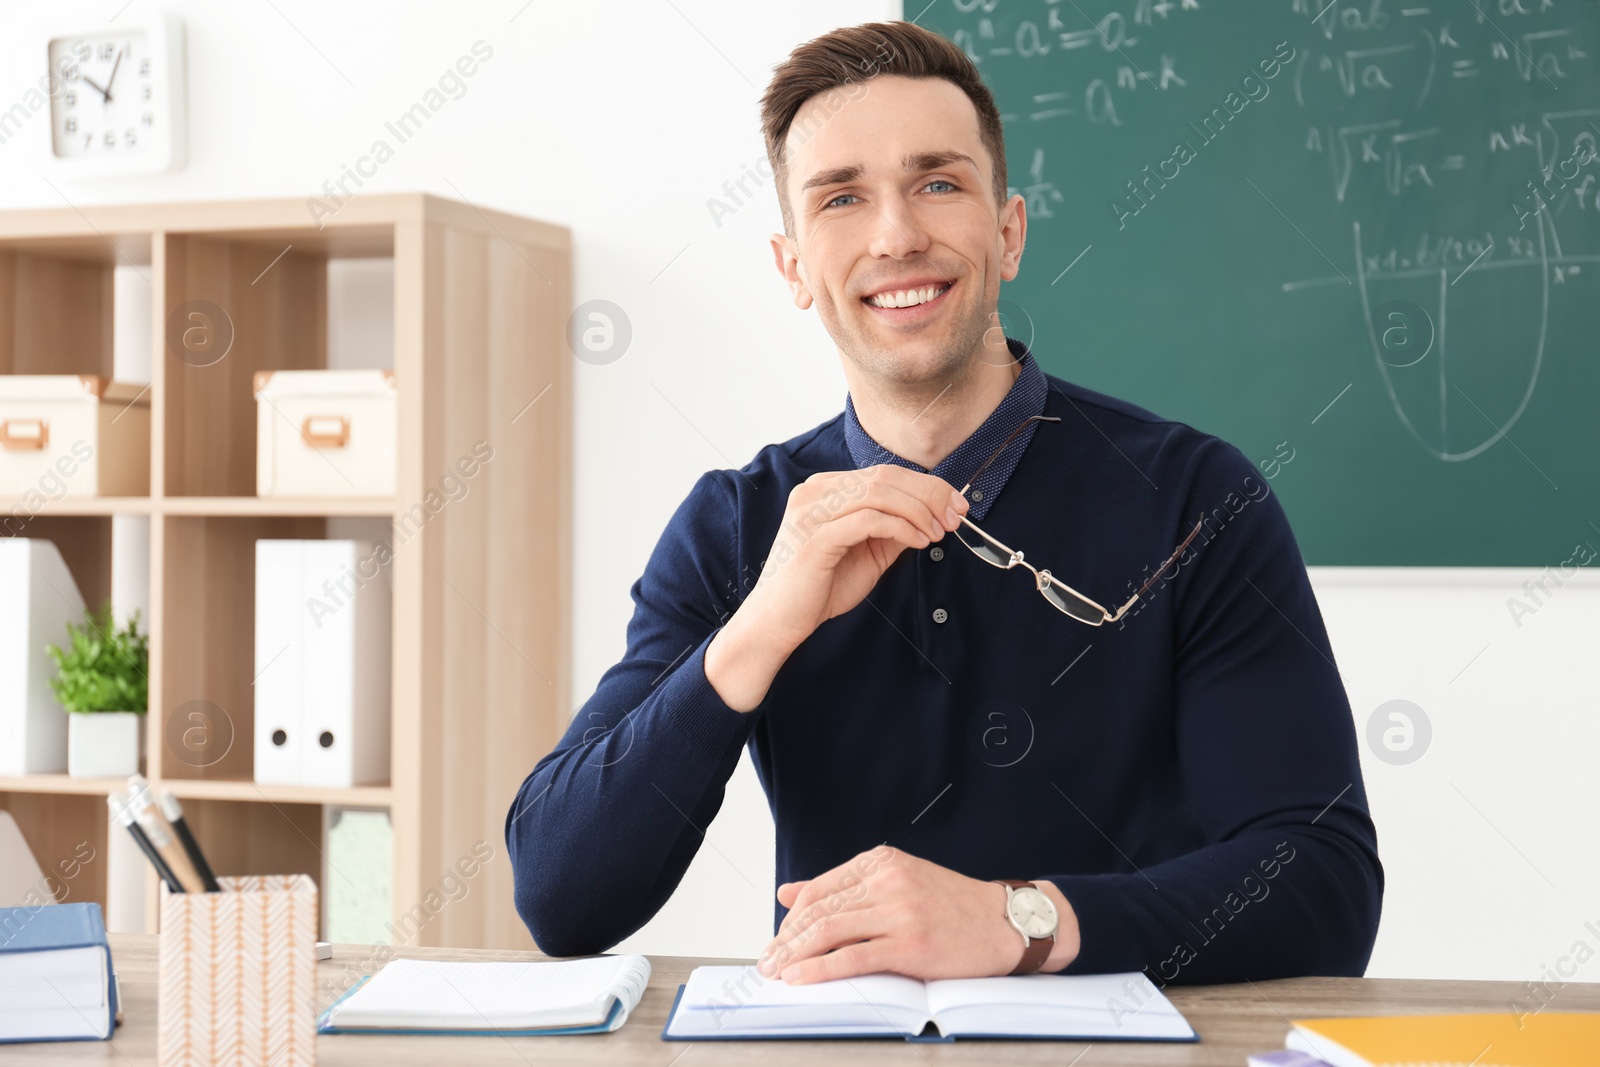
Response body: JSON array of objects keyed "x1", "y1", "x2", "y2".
[
  {"x1": 48, "y1": 32, "x2": 156, "y2": 158},
  {"x1": 1008, "y1": 886, "x2": 1058, "y2": 939}
]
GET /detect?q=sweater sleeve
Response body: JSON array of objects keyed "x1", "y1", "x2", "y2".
[
  {"x1": 1045, "y1": 442, "x2": 1383, "y2": 984},
  {"x1": 506, "y1": 470, "x2": 760, "y2": 956}
]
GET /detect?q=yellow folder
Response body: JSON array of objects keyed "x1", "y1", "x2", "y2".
[{"x1": 1287, "y1": 1012, "x2": 1600, "y2": 1067}]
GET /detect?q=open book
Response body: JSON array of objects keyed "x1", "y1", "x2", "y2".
[
  {"x1": 662, "y1": 965, "x2": 1198, "y2": 1043},
  {"x1": 318, "y1": 955, "x2": 651, "y2": 1036}
]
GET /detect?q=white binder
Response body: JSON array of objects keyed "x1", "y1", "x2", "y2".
[
  {"x1": 0, "y1": 539, "x2": 85, "y2": 774},
  {"x1": 254, "y1": 540, "x2": 391, "y2": 788},
  {"x1": 253, "y1": 541, "x2": 303, "y2": 786}
]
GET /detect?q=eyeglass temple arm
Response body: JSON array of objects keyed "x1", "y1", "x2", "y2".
[
  {"x1": 957, "y1": 415, "x2": 1063, "y2": 495},
  {"x1": 1105, "y1": 513, "x2": 1208, "y2": 623}
]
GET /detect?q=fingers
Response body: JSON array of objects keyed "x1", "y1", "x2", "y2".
[
  {"x1": 776, "y1": 880, "x2": 808, "y2": 908},
  {"x1": 777, "y1": 939, "x2": 893, "y2": 986},
  {"x1": 759, "y1": 907, "x2": 883, "y2": 980},
  {"x1": 819, "y1": 508, "x2": 930, "y2": 556},
  {"x1": 795, "y1": 466, "x2": 967, "y2": 545},
  {"x1": 778, "y1": 846, "x2": 896, "y2": 938}
]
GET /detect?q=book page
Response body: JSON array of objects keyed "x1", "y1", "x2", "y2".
[
  {"x1": 668, "y1": 965, "x2": 929, "y2": 1037},
  {"x1": 925, "y1": 972, "x2": 1196, "y2": 1040}
]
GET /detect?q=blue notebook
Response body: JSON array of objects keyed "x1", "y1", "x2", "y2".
[
  {"x1": 317, "y1": 955, "x2": 650, "y2": 1036},
  {"x1": 0, "y1": 902, "x2": 118, "y2": 1044},
  {"x1": 661, "y1": 966, "x2": 1199, "y2": 1043}
]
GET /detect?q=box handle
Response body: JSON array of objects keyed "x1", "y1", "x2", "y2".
[
  {"x1": 301, "y1": 415, "x2": 349, "y2": 448},
  {"x1": 1, "y1": 418, "x2": 49, "y2": 451}
]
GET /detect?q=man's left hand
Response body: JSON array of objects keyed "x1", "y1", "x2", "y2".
[{"x1": 756, "y1": 845, "x2": 1080, "y2": 985}]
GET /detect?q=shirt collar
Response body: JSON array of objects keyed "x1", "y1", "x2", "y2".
[{"x1": 843, "y1": 337, "x2": 1048, "y2": 523}]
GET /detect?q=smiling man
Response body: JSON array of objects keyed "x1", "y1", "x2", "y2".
[{"x1": 507, "y1": 21, "x2": 1382, "y2": 987}]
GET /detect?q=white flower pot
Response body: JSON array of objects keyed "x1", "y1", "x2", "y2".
[{"x1": 67, "y1": 712, "x2": 146, "y2": 779}]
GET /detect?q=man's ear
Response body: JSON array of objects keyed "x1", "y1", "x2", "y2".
[
  {"x1": 770, "y1": 231, "x2": 815, "y2": 310},
  {"x1": 997, "y1": 192, "x2": 1027, "y2": 282}
]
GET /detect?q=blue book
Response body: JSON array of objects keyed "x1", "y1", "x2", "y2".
[{"x1": 0, "y1": 902, "x2": 118, "y2": 1044}]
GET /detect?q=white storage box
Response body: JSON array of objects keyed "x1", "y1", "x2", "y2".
[
  {"x1": 254, "y1": 369, "x2": 395, "y2": 497},
  {"x1": 0, "y1": 538, "x2": 86, "y2": 774},
  {"x1": 0, "y1": 375, "x2": 151, "y2": 497},
  {"x1": 254, "y1": 539, "x2": 391, "y2": 788}
]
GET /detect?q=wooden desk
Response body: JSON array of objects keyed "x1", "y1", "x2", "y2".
[{"x1": 11, "y1": 934, "x2": 1600, "y2": 1064}]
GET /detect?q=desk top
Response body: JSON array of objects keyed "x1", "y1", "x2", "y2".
[{"x1": 11, "y1": 934, "x2": 1599, "y2": 1065}]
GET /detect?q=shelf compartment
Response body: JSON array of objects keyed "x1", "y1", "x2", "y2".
[
  {"x1": 161, "y1": 233, "x2": 332, "y2": 498},
  {"x1": 177, "y1": 796, "x2": 323, "y2": 887},
  {"x1": 0, "y1": 790, "x2": 107, "y2": 906},
  {"x1": 0, "y1": 244, "x2": 116, "y2": 379},
  {"x1": 156, "y1": 514, "x2": 326, "y2": 783}
]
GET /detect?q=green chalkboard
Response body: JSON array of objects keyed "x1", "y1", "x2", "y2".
[{"x1": 920, "y1": 1, "x2": 1600, "y2": 565}]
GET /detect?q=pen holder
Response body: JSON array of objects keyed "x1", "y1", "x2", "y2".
[{"x1": 157, "y1": 874, "x2": 318, "y2": 1067}]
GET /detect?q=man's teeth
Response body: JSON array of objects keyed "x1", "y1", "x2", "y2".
[{"x1": 865, "y1": 283, "x2": 950, "y2": 309}]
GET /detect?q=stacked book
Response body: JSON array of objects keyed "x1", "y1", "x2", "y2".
[{"x1": 0, "y1": 902, "x2": 117, "y2": 1044}]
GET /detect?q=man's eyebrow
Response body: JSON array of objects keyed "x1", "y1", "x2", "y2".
[{"x1": 799, "y1": 151, "x2": 980, "y2": 193}]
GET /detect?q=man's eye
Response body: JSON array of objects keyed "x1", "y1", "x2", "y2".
[{"x1": 832, "y1": 180, "x2": 953, "y2": 209}]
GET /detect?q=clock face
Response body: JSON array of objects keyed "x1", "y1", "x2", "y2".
[
  {"x1": 1008, "y1": 887, "x2": 1058, "y2": 938},
  {"x1": 48, "y1": 32, "x2": 156, "y2": 159}
]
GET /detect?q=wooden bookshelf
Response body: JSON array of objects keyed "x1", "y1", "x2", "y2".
[{"x1": 0, "y1": 194, "x2": 572, "y2": 950}]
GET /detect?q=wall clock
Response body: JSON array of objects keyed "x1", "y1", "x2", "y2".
[{"x1": 46, "y1": 13, "x2": 186, "y2": 176}]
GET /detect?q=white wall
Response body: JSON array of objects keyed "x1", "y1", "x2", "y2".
[
  {"x1": 1313, "y1": 568, "x2": 1600, "y2": 982},
  {"x1": 4, "y1": 1, "x2": 1594, "y2": 982}
]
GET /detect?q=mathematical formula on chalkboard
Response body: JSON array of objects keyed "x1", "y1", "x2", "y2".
[{"x1": 921, "y1": 1, "x2": 1600, "y2": 562}]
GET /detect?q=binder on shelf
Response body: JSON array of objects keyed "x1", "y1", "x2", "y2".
[
  {"x1": 324, "y1": 807, "x2": 392, "y2": 944},
  {"x1": 254, "y1": 539, "x2": 391, "y2": 788},
  {"x1": 0, "y1": 538, "x2": 85, "y2": 775},
  {"x1": 254, "y1": 369, "x2": 396, "y2": 498},
  {"x1": 0, "y1": 374, "x2": 151, "y2": 497}
]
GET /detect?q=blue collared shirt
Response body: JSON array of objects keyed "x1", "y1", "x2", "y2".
[{"x1": 843, "y1": 338, "x2": 1049, "y2": 523}]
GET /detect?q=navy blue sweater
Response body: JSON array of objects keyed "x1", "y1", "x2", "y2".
[{"x1": 507, "y1": 342, "x2": 1382, "y2": 984}]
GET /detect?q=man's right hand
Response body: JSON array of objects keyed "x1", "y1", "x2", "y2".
[{"x1": 704, "y1": 465, "x2": 969, "y2": 712}]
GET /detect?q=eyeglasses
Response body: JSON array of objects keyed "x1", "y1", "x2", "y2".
[{"x1": 950, "y1": 415, "x2": 1206, "y2": 626}]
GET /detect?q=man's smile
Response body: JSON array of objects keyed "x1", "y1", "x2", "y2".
[{"x1": 860, "y1": 278, "x2": 956, "y2": 323}]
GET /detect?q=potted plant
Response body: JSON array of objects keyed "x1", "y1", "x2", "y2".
[{"x1": 46, "y1": 601, "x2": 149, "y2": 779}]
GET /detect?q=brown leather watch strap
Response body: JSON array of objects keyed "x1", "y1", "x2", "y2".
[{"x1": 995, "y1": 879, "x2": 1054, "y2": 975}]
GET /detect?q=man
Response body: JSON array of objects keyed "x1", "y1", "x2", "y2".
[{"x1": 507, "y1": 20, "x2": 1381, "y2": 987}]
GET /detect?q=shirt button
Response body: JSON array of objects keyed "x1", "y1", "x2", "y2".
[
  {"x1": 932, "y1": 607, "x2": 949, "y2": 624},
  {"x1": 929, "y1": 546, "x2": 944, "y2": 561},
  {"x1": 971, "y1": 489, "x2": 983, "y2": 501}
]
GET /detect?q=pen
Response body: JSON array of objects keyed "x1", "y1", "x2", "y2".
[
  {"x1": 107, "y1": 791, "x2": 184, "y2": 894},
  {"x1": 135, "y1": 809, "x2": 205, "y2": 893},
  {"x1": 157, "y1": 791, "x2": 221, "y2": 892}
]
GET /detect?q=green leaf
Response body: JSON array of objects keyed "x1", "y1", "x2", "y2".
[{"x1": 47, "y1": 600, "x2": 148, "y2": 714}]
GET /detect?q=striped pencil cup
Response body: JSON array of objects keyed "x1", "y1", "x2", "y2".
[{"x1": 157, "y1": 874, "x2": 318, "y2": 1067}]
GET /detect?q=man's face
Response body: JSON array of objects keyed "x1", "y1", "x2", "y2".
[{"x1": 771, "y1": 74, "x2": 1025, "y2": 389}]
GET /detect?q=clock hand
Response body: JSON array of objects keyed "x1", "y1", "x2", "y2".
[
  {"x1": 103, "y1": 49, "x2": 124, "y2": 102},
  {"x1": 82, "y1": 73, "x2": 111, "y2": 101}
]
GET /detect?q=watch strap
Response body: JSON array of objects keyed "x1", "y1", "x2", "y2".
[{"x1": 995, "y1": 879, "x2": 1053, "y2": 975}]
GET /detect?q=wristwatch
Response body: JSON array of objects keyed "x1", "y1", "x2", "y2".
[{"x1": 993, "y1": 879, "x2": 1058, "y2": 975}]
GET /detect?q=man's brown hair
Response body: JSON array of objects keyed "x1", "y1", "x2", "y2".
[{"x1": 759, "y1": 21, "x2": 1008, "y2": 237}]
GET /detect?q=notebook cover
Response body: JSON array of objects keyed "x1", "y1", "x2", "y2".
[
  {"x1": 659, "y1": 982, "x2": 1202, "y2": 1043},
  {"x1": 1290, "y1": 1013, "x2": 1600, "y2": 1067},
  {"x1": 316, "y1": 975, "x2": 628, "y2": 1036},
  {"x1": 0, "y1": 902, "x2": 115, "y2": 1043}
]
